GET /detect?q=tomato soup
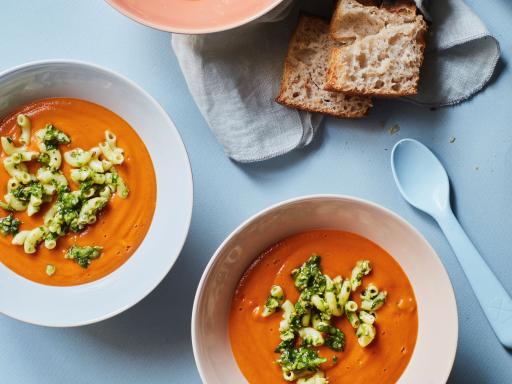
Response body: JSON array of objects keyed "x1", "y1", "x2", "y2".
[
  {"x1": 229, "y1": 230, "x2": 418, "y2": 383},
  {"x1": 0, "y1": 98, "x2": 156, "y2": 286}
]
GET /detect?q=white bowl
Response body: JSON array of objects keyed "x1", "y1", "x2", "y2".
[
  {"x1": 192, "y1": 195, "x2": 458, "y2": 383},
  {"x1": 0, "y1": 60, "x2": 193, "y2": 327}
]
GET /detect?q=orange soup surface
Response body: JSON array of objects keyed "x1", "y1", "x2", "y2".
[
  {"x1": 229, "y1": 230, "x2": 418, "y2": 384},
  {"x1": 0, "y1": 98, "x2": 156, "y2": 286}
]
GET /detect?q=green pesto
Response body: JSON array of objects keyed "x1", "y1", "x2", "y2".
[
  {"x1": 324, "y1": 326, "x2": 345, "y2": 351},
  {"x1": 38, "y1": 152, "x2": 51, "y2": 166},
  {"x1": 292, "y1": 254, "x2": 326, "y2": 293},
  {"x1": 65, "y1": 245, "x2": 103, "y2": 268},
  {"x1": 11, "y1": 181, "x2": 46, "y2": 202},
  {"x1": 277, "y1": 347, "x2": 327, "y2": 374},
  {"x1": 41, "y1": 124, "x2": 70, "y2": 150},
  {"x1": 0, "y1": 214, "x2": 20, "y2": 235}
]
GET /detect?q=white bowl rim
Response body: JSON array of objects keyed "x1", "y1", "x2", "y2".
[
  {"x1": 191, "y1": 194, "x2": 458, "y2": 383},
  {"x1": 104, "y1": 0, "x2": 286, "y2": 35},
  {"x1": 0, "y1": 59, "x2": 194, "y2": 327}
]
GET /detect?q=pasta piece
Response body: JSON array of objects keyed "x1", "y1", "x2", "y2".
[
  {"x1": 16, "y1": 114, "x2": 31, "y2": 145},
  {"x1": 12, "y1": 230, "x2": 30, "y2": 245},
  {"x1": 301, "y1": 309, "x2": 312, "y2": 327},
  {"x1": 4, "y1": 156, "x2": 32, "y2": 184},
  {"x1": 297, "y1": 371, "x2": 328, "y2": 384},
  {"x1": 99, "y1": 141, "x2": 124, "y2": 164},
  {"x1": 91, "y1": 172, "x2": 106, "y2": 185},
  {"x1": 99, "y1": 131, "x2": 124, "y2": 165},
  {"x1": 89, "y1": 146, "x2": 101, "y2": 158},
  {"x1": 350, "y1": 260, "x2": 372, "y2": 291},
  {"x1": 361, "y1": 291, "x2": 387, "y2": 312},
  {"x1": 114, "y1": 171, "x2": 129, "y2": 199},
  {"x1": 325, "y1": 290, "x2": 342, "y2": 317},
  {"x1": 311, "y1": 294, "x2": 328, "y2": 312},
  {"x1": 78, "y1": 196, "x2": 108, "y2": 226},
  {"x1": 312, "y1": 312, "x2": 329, "y2": 332},
  {"x1": 345, "y1": 301, "x2": 360, "y2": 329},
  {"x1": 102, "y1": 159, "x2": 113, "y2": 171},
  {"x1": 43, "y1": 204, "x2": 57, "y2": 225},
  {"x1": 262, "y1": 285, "x2": 285, "y2": 317},
  {"x1": 98, "y1": 185, "x2": 112, "y2": 200},
  {"x1": 45, "y1": 149, "x2": 62, "y2": 170},
  {"x1": 36, "y1": 168, "x2": 68, "y2": 187},
  {"x1": 88, "y1": 158, "x2": 105, "y2": 173},
  {"x1": 70, "y1": 168, "x2": 91, "y2": 183},
  {"x1": 361, "y1": 283, "x2": 379, "y2": 300},
  {"x1": 7, "y1": 178, "x2": 20, "y2": 192},
  {"x1": 359, "y1": 310, "x2": 376, "y2": 325},
  {"x1": 4, "y1": 193, "x2": 27, "y2": 211},
  {"x1": 23, "y1": 226, "x2": 46, "y2": 254},
  {"x1": 44, "y1": 233, "x2": 57, "y2": 250},
  {"x1": 35, "y1": 124, "x2": 70, "y2": 151},
  {"x1": 105, "y1": 130, "x2": 116, "y2": 147},
  {"x1": 45, "y1": 264, "x2": 56, "y2": 276},
  {"x1": 1, "y1": 137, "x2": 26, "y2": 155},
  {"x1": 337, "y1": 279, "x2": 352, "y2": 310},
  {"x1": 356, "y1": 323, "x2": 376, "y2": 347},
  {"x1": 27, "y1": 195, "x2": 43, "y2": 216},
  {"x1": 299, "y1": 327, "x2": 325, "y2": 347},
  {"x1": 279, "y1": 300, "x2": 295, "y2": 336},
  {"x1": 64, "y1": 148, "x2": 92, "y2": 168}
]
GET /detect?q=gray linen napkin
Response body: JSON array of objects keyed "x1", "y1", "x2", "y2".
[{"x1": 172, "y1": 0, "x2": 500, "y2": 162}]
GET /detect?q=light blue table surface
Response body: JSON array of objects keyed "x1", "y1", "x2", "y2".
[{"x1": 1, "y1": 0, "x2": 511, "y2": 383}]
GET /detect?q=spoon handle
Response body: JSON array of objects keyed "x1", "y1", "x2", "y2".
[{"x1": 437, "y1": 210, "x2": 512, "y2": 349}]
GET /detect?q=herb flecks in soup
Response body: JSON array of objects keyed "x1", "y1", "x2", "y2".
[
  {"x1": 229, "y1": 230, "x2": 418, "y2": 384},
  {"x1": 0, "y1": 98, "x2": 156, "y2": 286}
]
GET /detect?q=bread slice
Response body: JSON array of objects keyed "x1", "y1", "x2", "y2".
[
  {"x1": 326, "y1": 0, "x2": 427, "y2": 97},
  {"x1": 276, "y1": 15, "x2": 372, "y2": 118}
]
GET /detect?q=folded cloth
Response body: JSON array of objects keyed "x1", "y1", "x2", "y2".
[{"x1": 172, "y1": 0, "x2": 500, "y2": 162}]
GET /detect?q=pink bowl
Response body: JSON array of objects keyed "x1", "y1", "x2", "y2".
[{"x1": 106, "y1": 0, "x2": 285, "y2": 34}]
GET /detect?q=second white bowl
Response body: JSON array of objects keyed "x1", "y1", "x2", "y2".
[{"x1": 192, "y1": 195, "x2": 457, "y2": 383}]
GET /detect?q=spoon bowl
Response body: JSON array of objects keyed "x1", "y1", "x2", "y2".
[{"x1": 391, "y1": 139, "x2": 450, "y2": 218}]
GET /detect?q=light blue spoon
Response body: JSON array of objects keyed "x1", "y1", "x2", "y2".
[{"x1": 391, "y1": 138, "x2": 512, "y2": 349}]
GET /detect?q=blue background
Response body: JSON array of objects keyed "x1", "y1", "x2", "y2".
[{"x1": 1, "y1": 0, "x2": 511, "y2": 383}]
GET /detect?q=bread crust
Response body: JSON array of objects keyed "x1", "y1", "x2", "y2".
[
  {"x1": 327, "y1": 0, "x2": 427, "y2": 97},
  {"x1": 276, "y1": 14, "x2": 372, "y2": 118}
]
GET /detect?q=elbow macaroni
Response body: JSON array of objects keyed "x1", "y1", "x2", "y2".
[
  {"x1": 3, "y1": 118, "x2": 129, "y2": 255},
  {"x1": 23, "y1": 226, "x2": 46, "y2": 254},
  {"x1": 17, "y1": 114, "x2": 31, "y2": 145},
  {"x1": 64, "y1": 148, "x2": 92, "y2": 167},
  {"x1": 1, "y1": 137, "x2": 26, "y2": 155},
  {"x1": 99, "y1": 131, "x2": 124, "y2": 165}
]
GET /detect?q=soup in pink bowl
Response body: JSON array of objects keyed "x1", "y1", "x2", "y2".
[{"x1": 106, "y1": 0, "x2": 286, "y2": 34}]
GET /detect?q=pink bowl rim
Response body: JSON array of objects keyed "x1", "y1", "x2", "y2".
[{"x1": 104, "y1": 0, "x2": 286, "y2": 34}]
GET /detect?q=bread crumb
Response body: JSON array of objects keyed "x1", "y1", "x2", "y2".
[
  {"x1": 449, "y1": 136, "x2": 456, "y2": 143},
  {"x1": 388, "y1": 124, "x2": 400, "y2": 135}
]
